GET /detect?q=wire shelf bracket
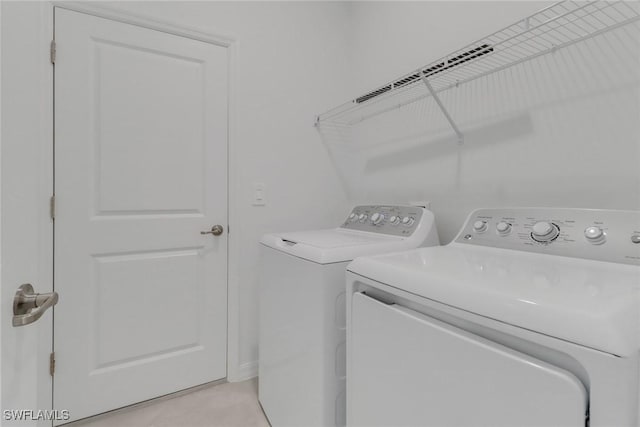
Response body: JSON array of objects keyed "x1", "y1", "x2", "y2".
[{"x1": 419, "y1": 71, "x2": 464, "y2": 144}]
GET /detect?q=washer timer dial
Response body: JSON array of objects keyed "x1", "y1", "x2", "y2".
[{"x1": 531, "y1": 221, "x2": 560, "y2": 243}]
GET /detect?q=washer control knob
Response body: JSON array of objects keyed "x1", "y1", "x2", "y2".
[
  {"x1": 631, "y1": 234, "x2": 640, "y2": 244},
  {"x1": 358, "y1": 214, "x2": 368, "y2": 223},
  {"x1": 584, "y1": 226, "x2": 606, "y2": 245},
  {"x1": 473, "y1": 220, "x2": 488, "y2": 233},
  {"x1": 371, "y1": 213, "x2": 385, "y2": 225},
  {"x1": 348, "y1": 213, "x2": 358, "y2": 222},
  {"x1": 389, "y1": 216, "x2": 400, "y2": 225},
  {"x1": 401, "y1": 216, "x2": 415, "y2": 227},
  {"x1": 531, "y1": 221, "x2": 559, "y2": 243},
  {"x1": 496, "y1": 221, "x2": 512, "y2": 236}
]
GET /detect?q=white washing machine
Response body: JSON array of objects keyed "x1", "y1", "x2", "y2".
[
  {"x1": 346, "y1": 208, "x2": 640, "y2": 427},
  {"x1": 258, "y1": 205, "x2": 440, "y2": 427}
]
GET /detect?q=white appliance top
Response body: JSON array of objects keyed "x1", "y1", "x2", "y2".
[
  {"x1": 260, "y1": 205, "x2": 439, "y2": 264},
  {"x1": 348, "y1": 208, "x2": 640, "y2": 356}
]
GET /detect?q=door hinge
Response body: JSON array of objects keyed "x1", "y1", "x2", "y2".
[
  {"x1": 50, "y1": 195, "x2": 55, "y2": 220},
  {"x1": 50, "y1": 40, "x2": 56, "y2": 64},
  {"x1": 49, "y1": 352, "x2": 55, "y2": 376}
]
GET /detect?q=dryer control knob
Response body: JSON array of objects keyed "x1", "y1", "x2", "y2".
[
  {"x1": 496, "y1": 221, "x2": 512, "y2": 235},
  {"x1": 531, "y1": 221, "x2": 559, "y2": 243},
  {"x1": 371, "y1": 213, "x2": 385, "y2": 225},
  {"x1": 358, "y1": 214, "x2": 368, "y2": 223},
  {"x1": 401, "y1": 216, "x2": 415, "y2": 227},
  {"x1": 584, "y1": 226, "x2": 606, "y2": 244},
  {"x1": 389, "y1": 216, "x2": 400, "y2": 225},
  {"x1": 473, "y1": 221, "x2": 488, "y2": 233}
]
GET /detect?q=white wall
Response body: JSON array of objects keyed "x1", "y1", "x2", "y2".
[{"x1": 323, "y1": 1, "x2": 640, "y2": 243}]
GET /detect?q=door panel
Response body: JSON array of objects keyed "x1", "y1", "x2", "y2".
[
  {"x1": 348, "y1": 292, "x2": 587, "y2": 427},
  {"x1": 54, "y1": 8, "x2": 228, "y2": 423},
  {"x1": 93, "y1": 39, "x2": 205, "y2": 215},
  {"x1": 92, "y1": 250, "x2": 201, "y2": 367}
]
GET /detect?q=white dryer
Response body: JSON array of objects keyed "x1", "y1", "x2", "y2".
[
  {"x1": 258, "y1": 205, "x2": 440, "y2": 427},
  {"x1": 346, "y1": 208, "x2": 640, "y2": 427}
]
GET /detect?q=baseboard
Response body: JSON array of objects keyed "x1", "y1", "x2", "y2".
[{"x1": 227, "y1": 360, "x2": 258, "y2": 383}]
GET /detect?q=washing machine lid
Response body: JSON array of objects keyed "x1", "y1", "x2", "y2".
[
  {"x1": 260, "y1": 229, "x2": 406, "y2": 264},
  {"x1": 347, "y1": 244, "x2": 640, "y2": 356}
]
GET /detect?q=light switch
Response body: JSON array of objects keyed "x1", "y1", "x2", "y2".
[{"x1": 252, "y1": 183, "x2": 266, "y2": 206}]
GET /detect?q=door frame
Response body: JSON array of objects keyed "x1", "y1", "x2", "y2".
[
  {"x1": 2, "y1": 2, "x2": 240, "y2": 418},
  {"x1": 0, "y1": 2, "x2": 55, "y2": 422}
]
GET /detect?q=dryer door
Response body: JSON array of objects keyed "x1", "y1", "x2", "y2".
[{"x1": 348, "y1": 292, "x2": 588, "y2": 427}]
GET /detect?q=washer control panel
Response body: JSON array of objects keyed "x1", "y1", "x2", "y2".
[
  {"x1": 455, "y1": 208, "x2": 640, "y2": 265},
  {"x1": 341, "y1": 205, "x2": 424, "y2": 237}
]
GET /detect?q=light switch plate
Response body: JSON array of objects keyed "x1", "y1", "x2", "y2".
[{"x1": 252, "y1": 183, "x2": 266, "y2": 206}]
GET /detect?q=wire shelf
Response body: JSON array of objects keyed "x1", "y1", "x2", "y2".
[{"x1": 316, "y1": 0, "x2": 640, "y2": 128}]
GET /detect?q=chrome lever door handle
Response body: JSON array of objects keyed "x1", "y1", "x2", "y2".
[
  {"x1": 13, "y1": 284, "x2": 59, "y2": 327},
  {"x1": 200, "y1": 225, "x2": 224, "y2": 236}
]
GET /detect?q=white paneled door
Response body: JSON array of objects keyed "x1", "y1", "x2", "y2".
[{"x1": 54, "y1": 8, "x2": 228, "y2": 423}]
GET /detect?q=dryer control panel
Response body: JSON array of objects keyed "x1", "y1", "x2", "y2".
[
  {"x1": 455, "y1": 208, "x2": 640, "y2": 265},
  {"x1": 341, "y1": 205, "x2": 424, "y2": 237}
]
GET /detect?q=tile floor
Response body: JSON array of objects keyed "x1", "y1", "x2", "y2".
[{"x1": 70, "y1": 378, "x2": 270, "y2": 427}]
